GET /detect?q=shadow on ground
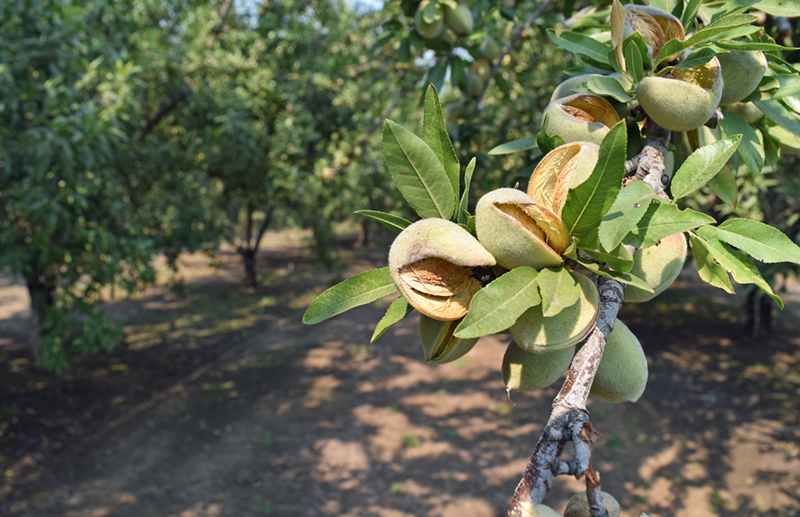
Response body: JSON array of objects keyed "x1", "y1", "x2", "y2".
[{"x1": 1, "y1": 242, "x2": 798, "y2": 517}]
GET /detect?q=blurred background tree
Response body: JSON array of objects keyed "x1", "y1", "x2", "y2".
[{"x1": 2, "y1": 0, "x2": 799, "y2": 371}]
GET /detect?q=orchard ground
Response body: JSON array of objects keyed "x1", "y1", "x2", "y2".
[{"x1": 1, "y1": 228, "x2": 799, "y2": 517}]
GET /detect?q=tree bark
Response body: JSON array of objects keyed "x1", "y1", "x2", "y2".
[{"x1": 25, "y1": 268, "x2": 58, "y2": 353}]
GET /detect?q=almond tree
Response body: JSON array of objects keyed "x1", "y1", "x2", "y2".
[{"x1": 303, "y1": 1, "x2": 800, "y2": 514}]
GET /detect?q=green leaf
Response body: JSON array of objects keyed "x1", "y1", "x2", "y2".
[
  {"x1": 598, "y1": 180, "x2": 657, "y2": 252},
  {"x1": 537, "y1": 114, "x2": 566, "y2": 154},
  {"x1": 488, "y1": 135, "x2": 538, "y2": 155},
  {"x1": 716, "y1": 218, "x2": 800, "y2": 265},
  {"x1": 535, "y1": 267, "x2": 582, "y2": 318},
  {"x1": 573, "y1": 256, "x2": 654, "y2": 292},
  {"x1": 547, "y1": 29, "x2": 612, "y2": 67},
  {"x1": 715, "y1": 40, "x2": 798, "y2": 51},
  {"x1": 689, "y1": 234, "x2": 734, "y2": 293},
  {"x1": 660, "y1": 14, "x2": 759, "y2": 58},
  {"x1": 576, "y1": 228, "x2": 635, "y2": 273},
  {"x1": 623, "y1": 38, "x2": 644, "y2": 83},
  {"x1": 681, "y1": 0, "x2": 704, "y2": 28},
  {"x1": 757, "y1": 0, "x2": 800, "y2": 16},
  {"x1": 754, "y1": 99, "x2": 800, "y2": 137},
  {"x1": 303, "y1": 268, "x2": 398, "y2": 325},
  {"x1": 458, "y1": 158, "x2": 475, "y2": 225},
  {"x1": 382, "y1": 119, "x2": 456, "y2": 220},
  {"x1": 718, "y1": 111, "x2": 764, "y2": 173},
  {"x1": 587, "y1": 76, "x2": 634, "y2": 102},
  {"x1": 624, "y1": 203, "x2": 716, "y2": 248},
  {"x1": 354, "y1": 210, "x2": 412, "y2": 233},
  {"x1": 371, "y1": 297, "x2": 413, "y2": 343},
  {"x1": 670, "y1": 135, "x2": 742, "y2": 200},
  {"x1": 701, "y1": 238, "x2": 784, "y2": 308},
  {"x1": 562, "y1": 121, "x2": 627, "y2": 235},
  {"x1": 675, "y1": 47, "x2": 720, "y2": 69},
  {"x1": 454, "y1": 267, "x2": 541, "y2": 339},
  {"x1": 423, "y1": 84, "x2": 460, "y2": 212},
  {"x1": 623, "y1": 32, "x2": 653, "y2": 70},
  {"x1": 706, "y1": 167, "x2": 738, "y2": 206}
]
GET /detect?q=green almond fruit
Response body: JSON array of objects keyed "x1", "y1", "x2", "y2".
[
  {"x1": 623, "y1": 5, "x2": 684, "y2": 61},
  {"x1": 443, "y1": 3, "x2": 473, "y2": 35},
  {"x1": 564, "y1": 491, "x2": 621, "y2": 517},
  {"x1": 519, "y1": 502, "x2": 564, "y2": 517},
  {"x1": 590, "y1": 319, "x2": 647, "y2": 403},
  {"x1": 527, "y1": 141, "x2": 600, "y2": 216},
  {"x1": 637, "y1": 56, "x2": 722, "y2": 132},
  {"x1": 718, "y1": 50, "x2": 767, "y2": 106},
  {"x1": 388, "y1": 218, "x2": 496, "y2": 321},
  {"x1": 542, "y1": 94, "x2": 620, "y2": 145},
  {"x1": 415, "y1": 1, "x2": 444, "y2": 39},
  {"x1": 480, "y1": 36, "x2": 501, "y2": 61},
  {"x1": 475, "y1": 188, "x2": 568, "y2": 270},
  {"x1": 502, "y1": 341, "x2": 575, "y2": 391},
  {"x1": 419, "y1": 314, "x2": 479, "y2": 363},
  {"x1": 726, "y1": 102, "x2": 763, "y2": 124},
  {"x1": 510, "y1": 271, "x2": 599, "y2": 352},
  {"x1": 625, "y1": 232, "x2": 687, "y2": 303}
]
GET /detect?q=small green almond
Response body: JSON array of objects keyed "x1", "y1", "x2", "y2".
[
  {"x1": 419, "y1": 314, "x2": 479, "y2": 363},
  {"x1": 475, "y1": 188, "x2": 565, "y2": 270},
  {"x1": 543, "y1": 94, "x2": 620, "y2": 146},
  {"x1": 590, "y1": 319, "x2": 647, "y2": 403},
  {"x1": 718, "y1": 50, "x2": 767, "y2": 106},
  {"x1": 388, "y1": 218, "x2": 496, "y2": 321},
  {"x1": 637, "y1": 57, "x2": 722, "y2": 132},
  {"x1": 502, "y1": 341, "x2": 575, "y2": 391},
  {"x1": 564, "y1": 491, "x2": 621, "y2": 517},
  {"x1": 510, "y1": 271, "x2": 598, "y2": 352},
  {"x1": 625, "y1": 232, "x2": 687, "y2": 303}
]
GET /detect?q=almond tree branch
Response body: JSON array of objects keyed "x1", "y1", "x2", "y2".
[{"x1": 507, "y1": 121, "x2": 672, "y2": 517}]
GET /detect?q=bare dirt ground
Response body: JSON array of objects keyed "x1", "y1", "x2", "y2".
[{"x1": 1, "y1": 234, "x2": 799, "y2": 517}]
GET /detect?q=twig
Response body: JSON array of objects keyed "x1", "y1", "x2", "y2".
[{"x1": 507, "y1": 121, "x2": 672, "y2": 516}]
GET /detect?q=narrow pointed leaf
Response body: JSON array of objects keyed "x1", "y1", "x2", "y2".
[
  {"x1": 624, "y1": 38, "x2": 644, "y2": 83},
  {"x1": 382, "y1": 119, "x2": 455, "y2": 220},
  {"x1": 623, "y1": 203, "x2": 716, "y2": 248},
  {"x1": 576, "y1": 228, "x2": 635, "y2": 273},
  {"x1": 574, "y1": 257, "x2": 654, "y2": 292},
  {"x1": 562, "y1": 121, "x2": 627, "y2": 235},
  {"x1": 689, "y1": 234, "x2": 734, "y2": 293},
  {"x1": 660, "y1": 14, "x2": 758, "y2": 58},
  {"x1": 371, "y1": 297, "x2": 413, "y2": 343},
  {"x1": 537, "y1": 267, "x2": 582, "y2": 318},
  {"x1": 454, "y1": 267, "x2": 541, "y2": 339},
  {"x1": 303, "y1": 268, "x2": 397, "y2": 325},
  {"x1": 754, "y1": 99, "x2": 800, "y2": 136},
  {"x1": 458, "y1": 158, "x2": 476, "y2": 224},
  {"x1": 547, "y1": 29, "x2": 611, "y2": 66},
  {"x1": 587, "y1": 76, "x2": 634, "y2": 102},
  {"x1": 423, "y1": 84, "x2": 460, "y2": 211},
  {"x1": 354, "y1": 210, "x2": 412, "y2": 233},
  {"x1": 706, "y1": 167, "x2": 738, "y2": 206},
  {"x1": 716, "y1": 218, "x2": 800, "y2": 265},
  {"x1": 598, "y1": 180, "x2": 657, "y2": 251},
  {"x1": 718, "y1": 111, "x2": 764, "y2": 173},
  {"x1": 702, "y1": 239, "x2": 783, "y2": 308},
  {"x1": 676, "y1": 47, "x2": 719, "y2": 69},
  {"x1": 488, "y1": 135, "x2": 538, "y2": 155},
  {"x1": 670, "y1": 135, "x2": 742, "y2": 200}
]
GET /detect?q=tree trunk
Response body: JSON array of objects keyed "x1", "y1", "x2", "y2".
[
  {"x1": 25, "y1": 268, "x2": 57, "y2": 351},
  {"x1": 242, "y1": 248, "x2": 258, "y2": 289},
  {"x1": 745, "y1": 290, "x2": 772, "y2": 338},
  {"x1": 355, "y1": 220, "x2": 369, "y2": 248}
]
